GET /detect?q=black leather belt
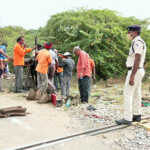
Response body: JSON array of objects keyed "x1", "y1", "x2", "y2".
[
  {"x1": 127, "y1": 67, "x2": 132, "y2": 70},
  {"x1": 127, "y1": 67, "x2": 143, "y2": 70}
]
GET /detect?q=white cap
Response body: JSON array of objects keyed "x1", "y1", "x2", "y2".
[{"x1": 63, "y1": 52, "x2": 72, "y2": 56}]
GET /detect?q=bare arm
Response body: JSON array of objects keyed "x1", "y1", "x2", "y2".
[
  {"x1": 92, "y1": 67, "x2": 96, "y2": 79},
  {"x1": 0, "y1": 48, "x2": 8, "y2": 58}
]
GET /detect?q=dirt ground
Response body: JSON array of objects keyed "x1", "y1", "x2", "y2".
[
  {"x1": 0, "y1": 78, "x2": 113, "y2": 150},
  {"x1": 0, "y1": 77, "x2": 150, "y2": 150}
]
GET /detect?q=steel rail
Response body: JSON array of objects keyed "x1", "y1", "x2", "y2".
[
  {"x1": 8, "y1": 116, "x2": 150, "y2": 150},
  {"x1": 8, "y1": 124, "x2": 127, "y2": 150}
]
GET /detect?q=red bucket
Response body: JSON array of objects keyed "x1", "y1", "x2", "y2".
[{"x1": 51, "y1": 93, "x2": 57, "y2": 106}]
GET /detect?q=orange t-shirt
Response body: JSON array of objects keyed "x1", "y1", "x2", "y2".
[
  {"x1": 36, "y1": 49, "x2": 52, "y2": 74},
  {"x1": 57, "y1": 67, "x2": 63, "y2": 73},
  {"x1": 77, "y1": 50, "x2": 91, "y2": 79},
  {"x1": 57, "y1": 54, "x2": 64, "y2": 73},
  {"x1": 13, "y1": 43, "x2": 32, "y2": 66},
  {"x1": 58, "y1": 54, "x2": 65, "y2": 58},
  {"x1": 89, "y1": 58, "x2": 95, "y2": 75}
]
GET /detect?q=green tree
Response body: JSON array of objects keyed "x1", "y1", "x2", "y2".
[{"x1": 41, "y1": 9, "x2": 150, "y2": 79}]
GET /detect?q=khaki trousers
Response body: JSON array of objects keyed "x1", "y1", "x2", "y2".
[
  {"x1": 62, "y1": 75, "x2": 72, "y2": 97},
  {"x1": 37, "y1": 72, "x2": 48, "y2": 95},
  {"x1": 124, "y1": 69, "x2": 145, "y2": 121},
  {"x1": 14, "y1": 66, "x2": 24, "y2": 91}
]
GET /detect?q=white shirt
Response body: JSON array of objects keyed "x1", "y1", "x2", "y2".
[
  {"x1": 49, "y1": 49, "x2": 58, "y2": 65},
  {"x1": 126, "y1": 36, "x2": 146, "y2": 68}
]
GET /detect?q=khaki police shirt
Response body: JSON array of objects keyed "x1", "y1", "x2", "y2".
[{"x1": 126, "y1": 36, "x2": 146, "y2": 68}]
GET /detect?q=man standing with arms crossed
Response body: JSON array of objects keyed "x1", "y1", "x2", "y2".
[{"x1": 116, "y1": 25, "x2": 146, "y2": 125}]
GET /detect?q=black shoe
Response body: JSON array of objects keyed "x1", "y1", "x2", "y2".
[
  {"x1": 82, "y1": 101, "x2": 88, "y2": 104},
  {"x1": 115, "y1": 119, "x2": 132, "y2": 125},
  {"x1": 133, "y1": 115, "x2": 141, "y2": 122},
  {"x1": 81, "y1": 99, "x2": 88, "y2": 103},
  {"x1": 87, "y1": 105, "x2": 96, "y2": 111}
]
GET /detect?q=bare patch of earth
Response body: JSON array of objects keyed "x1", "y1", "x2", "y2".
[{"x1": 1, "y1": 77, "x2": 150, "y2": 150}]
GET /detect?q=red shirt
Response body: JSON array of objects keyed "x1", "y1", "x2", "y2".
[{"x1": 77, "y1": 50, "x2": 91, "y2": 79}]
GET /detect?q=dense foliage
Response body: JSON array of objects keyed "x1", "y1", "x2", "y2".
[
  {"x1": 0, "y1": 26, "x2": 39, "y2": 72},
  {"x1": 41, "y1": 9, "x2": 150, "y2": 79},
  {"x1": 1, "y1": 9, "x2": 150, "y2": 79},
  {"x1": 0, "y1": 26, "x2": 38, "y2": 55}
]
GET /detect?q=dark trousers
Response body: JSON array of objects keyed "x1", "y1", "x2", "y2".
[
  {"x1": 0, "y1": 69, "x2": 3, "y2": 78},
  {"x1": 48, "y1": 64, "x2": 55, "y2": 81},
  {"x1": 78, "y1": 76, "x2": 90, "y2": 103},
  {"x1": 54, "y1": 72, "x2": 63, "y2": 95}
]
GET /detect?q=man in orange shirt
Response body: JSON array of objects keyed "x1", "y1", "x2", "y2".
[
  {"x1": 13, "y1": 36, "x2": 32, "y2": 93},
  {"x1": 73, "y1": 46, "x2": 91, "y2": 103},
  {"x1": 35, "y1": 47, "x2": 52, "y2": 103}
]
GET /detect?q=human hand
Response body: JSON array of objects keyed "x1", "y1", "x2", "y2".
[
  {"x1": 0, "y1": 49, "x2": 4, "y2": 54},
  {"x1": 129, "y1": 76, "x2": 134, "y2": 86},
  {"x1": 8, "y1": 56, "x2": 13, "y2": 62},
  {"x1": 79, "y1": 73, "x2": 83, "y2": 79},
  {"x1": 92, "y1": 75, "x2": 96, "y2": 80},
  {"x1": 32, "y1": 46, "x2": 37, "y2": 50},
  {"x1": 23, "y1": 44, "x2": 27, "y2": 48}
]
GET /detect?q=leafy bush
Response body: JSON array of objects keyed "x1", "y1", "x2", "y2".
[
  {"x1": 0, "y1": 26, "x2": 38, "y2": 72},
  {"x1": 42, "y1": 9, "x2": 150, "y2": 79},
  {"x1": 1, "y1": 9, "x2": 150, "y2": 79}
]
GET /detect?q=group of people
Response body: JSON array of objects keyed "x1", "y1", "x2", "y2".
[
  {"x1": 0, "y1": 24, "x2": 147, "y2": 125},
  {"x1": 11, "y1": 36, "x2": 96, "y2": 104},
  {"x1": 34, "y1": 43, "x2": 96, "y2": 103},
  {"x1": 35, "y1": 42, "x2": 75, "y2": 103}
]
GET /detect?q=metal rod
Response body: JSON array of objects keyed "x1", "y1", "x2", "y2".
[
  {"x1": 9, "y1": 116, "x2": 150, "y2": 150},
  {"x1": 10, "y1": 124, "x2": 119, "y2": 150}
]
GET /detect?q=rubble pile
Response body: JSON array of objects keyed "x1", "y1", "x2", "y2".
[
  {"x1": 66, "y1": 85, "x2": 150, "y2": 150},
  {"x1": 117, "y1": 127, "x2": 150, "y2": 150}
]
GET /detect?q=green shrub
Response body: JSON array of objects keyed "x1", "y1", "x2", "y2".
[{"x1": 41, "y1": 9, "x2": 150, "y2": 79}]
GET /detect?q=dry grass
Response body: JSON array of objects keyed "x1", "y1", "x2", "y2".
[{"x1": 2, "y1": 75, "x2": 150, "y2": 105}]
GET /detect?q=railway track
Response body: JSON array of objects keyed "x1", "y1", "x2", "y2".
[{"x1": 9, "y1": 116, "x2": 150, "y2": 150}]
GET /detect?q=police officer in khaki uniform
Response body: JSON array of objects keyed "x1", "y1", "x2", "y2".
[{"x1": 116, "y1": 25, "x2": 146, "y2": 125}]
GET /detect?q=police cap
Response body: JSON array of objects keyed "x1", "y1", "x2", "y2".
[{"x1": 127, "y1": 25, "x2": 141, "y2": 32}]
